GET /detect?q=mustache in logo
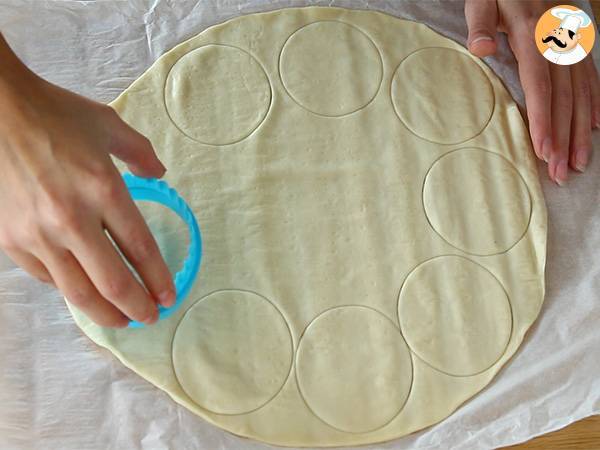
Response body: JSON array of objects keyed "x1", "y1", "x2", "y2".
[{"x1": 542, "y1": 35, "x2": 567, "y2": 48}]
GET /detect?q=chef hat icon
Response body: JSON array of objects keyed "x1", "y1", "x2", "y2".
[{"x1": 550, "y1": 7, "x2": 592, "y2": 33}]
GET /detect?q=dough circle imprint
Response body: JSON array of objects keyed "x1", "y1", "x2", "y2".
[
  {"x1": 66, "y1": 6, "x2": 547, "y2": 447},
  {"x1": 296, "y1": 306, "x2": 413, "y2": 433},
  {"x1": 423, "y1": 148, "x2": 532, "y2": 255},
  {"x1": 398, "y1": 256, "x2": 513, "y2": 376},
  {"x1": 391, "y1": 47, "x2": 494, "y2": 144},
  {"x1": 164, "y1": 44, "x2": 271, "y2": 145},
  {"x1": 171, "y1": 290, "x2": 293, "y2": 415},
  {"x1": 280, "y1": 20, "x2": 382, "y2": 116}
]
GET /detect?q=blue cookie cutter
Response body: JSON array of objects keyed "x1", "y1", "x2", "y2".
[{"x1": 122, "y1": 173, "x2": 202, "y2": 328}]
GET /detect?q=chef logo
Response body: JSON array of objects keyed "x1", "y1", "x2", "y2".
[{"x1": 535, "y1": 5, "x2": 595, "y2": 66}]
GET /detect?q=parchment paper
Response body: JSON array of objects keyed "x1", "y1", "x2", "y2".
[{"x1": 0, "y1": 1, "x2": 598, "y2": 449}]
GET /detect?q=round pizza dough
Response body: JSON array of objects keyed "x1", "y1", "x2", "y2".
[{"x1": 67, "y1": 6, "x2": 547, "y2": 447}]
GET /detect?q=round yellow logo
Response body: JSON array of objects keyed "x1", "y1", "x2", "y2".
[{"x1": 535, "y1": 4, "x2": 595, "y2": 65}]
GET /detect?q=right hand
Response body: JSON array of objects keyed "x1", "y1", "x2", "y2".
[
  {"x1": 465, "y1": 0, "x2": 599, "y2": 186},
  {"x1": 0, "y1": 36, "x2": 175, "y2": 328}
]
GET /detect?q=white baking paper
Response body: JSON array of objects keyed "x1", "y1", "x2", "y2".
[{"x1": 0, "y1": 1, "x2": 598, "y2": 449}]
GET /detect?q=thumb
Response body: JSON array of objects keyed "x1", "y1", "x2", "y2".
[
  {"x1": 465, "y1": 0, "x2": 499, "y2": 58},
  {"x1": 108, "y1": 111, "x2": 166, "y2": 178}
]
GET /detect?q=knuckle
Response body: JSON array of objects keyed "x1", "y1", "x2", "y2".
[
  {"x1": 101, "y1": 104, "x2": 120, "y2": 122},
  {"x1": 35, "y1": 171, "x2": 58, "y2": 198},
  {"x1": 52, "y1": 248, "x2": 72, "y2": 265},
  {"x1": 523, "y1": 3, "x2": 547, "y2": 27},
  {"x1": 509, "y1": 16, "x2": 537, "y2": 37},
  {"x1": 136, "y1": 136, "x2": 156, "y2": 160},
  {"x1": 524, "y1": 16, "x2": 541, "y2": 33},
  {"x1": 555, "y1": 88, "x2": 572, "y2": 105},
  {"x1": 102, "y1": 274, "x2": 133, "y2": 301},
  {"x1": 105, "y1": 105, "x2": 118, "y2": 116},
  {"x1": 43, "y1": 200, "x2": 83, "y2": 235},
  {"x1": 574, "y1": 81, "x2": 591, "y2": 99},
  {"x1": 128, "y1": 234, "x2": 157, "y2": 263},
  {"x1": 67, "y1": 287, "x2": 94, "y2": 308},
  {"x1": 97, "y1": 178, "x2": 125, "y2": 205},
  {"x1": 140, "y1": 135, "x2": 153, "y2": 150},
  {"x1": 85, "y1": 158, "x2": 114, "y2": 180},
  {"x1": 35, "y1": 182, "x2": 84, "y2": 235},
  {"x1": 21, "y1": 224, "x2": 45, "y2": 248},
  {"x1": 535, "y1": 79, "x2": 551, "y2": 97}
]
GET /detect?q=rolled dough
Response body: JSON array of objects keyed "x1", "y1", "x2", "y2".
[{"x1": 66, "y1": 6, "x2": 547, "y2": 447}]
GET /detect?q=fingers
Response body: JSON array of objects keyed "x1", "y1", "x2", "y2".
[
  {"x1": 3, "y1": 248, "x2": 53, "y2": 284},
  {"x1": 569, "y1": 62, "x2": 592, "y2": 172},
  {"x1": 101, "y1": 177, "x2": 176, "y2": 309},
  {"x1": 73, "y1": 227, "x2": 160, "y2": 325},
  {"x1": 465, "y1": 0, "x2": 499, "y2": 57},
  {"x1": 106, "y1": 107, "x2": 166, "y2": 178},
  {"x1": 548, "y1": 64, "x2": 572, "y2": 186},
  {"x1": 60, "y1": 199, "x2": 160, "y2": 325},
  {"x1": 507, "y1": 26, "x2": 553, "y2": 162},
  {"x1": 43, "y1": 246, "x2": 129, "y2": 328},
  {"x1": 584, "y1": 57, "x2": 600, "y2": 129}
]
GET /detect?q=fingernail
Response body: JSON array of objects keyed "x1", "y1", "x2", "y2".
[
  {"x1": 575, "y1": 150, "x2": 589, "y2": 172},
  {"x1": 542, "y1": 137, "x2": 553, "y2": 163},
  {"x1": 471, "y1": 36, "x2": 494, "y2": 45},
  {"x1": 555, "y1": 160, "x2": 568, "y2": 186},
  {"x1": 158, "y1": 289, "x2": 176, "y2": 307}
]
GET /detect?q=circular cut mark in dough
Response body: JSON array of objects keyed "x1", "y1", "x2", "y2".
[
  {"x1": 391, "y1": 48, "x2": 494, "y2": 144},
  {"x1": 423, "y1": 148, "x2": 532, "y2": 256},
  {"x1": 164, "y1": 45, "x2": 271, "y2": 145},
  {"x1": 171, "y1": 290, "x2": 293, "y2": 415},
  {"x1": 279, "y1": 21, "x2": 382, "y2": 117},
  {"x1": 398, "y1": 256, "x2": 512, "y2": 376},
  {"x1": 296, "y1": 306, "x2": 413, "y2": 433}
]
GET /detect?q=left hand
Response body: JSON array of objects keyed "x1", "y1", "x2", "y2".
[{"x1": 464, "y1": 0, "x2": 600, "y2": 186}]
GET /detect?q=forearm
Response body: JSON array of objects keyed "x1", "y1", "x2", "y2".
[{"x1": 0, "y1": 32, "x2": 50, "y2": 140}]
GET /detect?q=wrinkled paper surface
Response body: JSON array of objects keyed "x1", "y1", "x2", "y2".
[{"x1": 0, "y1": 1, "x2": 598, "y2": 449}]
